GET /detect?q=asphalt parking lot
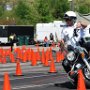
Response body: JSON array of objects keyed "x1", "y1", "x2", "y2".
[{"x1": 0, "y1": 45, "x2": 90, "y2": 90}]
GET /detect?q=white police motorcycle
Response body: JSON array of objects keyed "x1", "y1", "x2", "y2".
[{"x1": 62, "y1": 28, "x2": 90, "y2": 87}]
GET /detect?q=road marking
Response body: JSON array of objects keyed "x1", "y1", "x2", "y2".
[
  {"x1": 0, "y1": 63, "x2": 43, "y2": 68},
  {"x1": 0, "y1": 73, "x2": 66, "y2": 81},
  {"x1": 13, "y1": 83, "x2": 54, "y2": 89},
  {"x1": 12, "y1": 80, "x2": 68, "y2": 90},
  {"x1": 31, "y1": 74, "x2": 67, "y2": 84},
  {"x1": 0, "y1": 62, "x2": 31, "y2": 67}
]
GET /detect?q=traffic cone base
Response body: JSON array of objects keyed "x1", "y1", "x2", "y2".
[
  {"x1": 48, "y1": 71, "x2": 57, "y2": 73},
  {"x1": 48, "y1": 59, "x2": 57, "y2": 73},
  {"x1": 13, "y1": 74, "x2": 24, "y2": 77},
  {"x1": 14, "y1": 61, "x2": 24, "y2": 76}
]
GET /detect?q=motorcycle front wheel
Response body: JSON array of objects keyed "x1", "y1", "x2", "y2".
[
  {"x1": 70, "y1": 67, "x2": 90, "y2": 88},
  {"x1": 83, "y1": 67, "x2": 90, "y2": 88}
]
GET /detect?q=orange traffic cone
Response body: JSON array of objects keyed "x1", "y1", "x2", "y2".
[
  {"x1": 14, "y1": 60, "x2": 23, "y2": 76},
  {"x1": 2, "y1": 50, "x2": 6, "y2": 58},
  {"x1": 41, "y1": 48, "x2": 45, "y2": 64},
  {"x1": 22, "y1": 51, "x2": 27, "y2": 63},
  {"x1": 77, "y1": 69, "x2": 86, "y2": 90},
  {"x1": 27, "y1": 48, "x2": 31, "y2": 61},
  {"x1": 37, "y1": 47, "x2": 40, "y2": 52},
  {"x1": 36, "y1": 47, "x2": 41, "y2": 61},
  {"x1": 30, "y1": 49, "x2": 33, "y2": 61},
  {"x1": 3, "y1": 72, "x2": 11, "y2": 90},
  {"x1": 22, "y1": 45, "x2": 26, "y2": 51},
  {"x1": 49, "y1": 47, "x2": 52, "y2": 51},
  {"x1": 44, "y1": 50, "x2": 49, "y2": 66},
  {"x1": 18, "y1": 49, "x2": 23, "y2": 60},
  {"x1": 60, "y1": 52, "x2": 65, "y2": 61},
  {"x1": 0, "y1": 57, "x2": 2, "y2": 63},
  {"x1": 6, "y1": 49, "x2": 11, "y2": 56},
  {"x1": 2, "y1": 58, "x2": 6, "y2": 64},
  {"x1": 48, "y1": 58, "x2": 57, "y2": 73},
  {"x1": 31, "y1": 51, "x2": 37, "y2": 66},
  {"x1": 56, "y1": 51, "x2": 65, "y2": 62},
  {"x1": 10, "y1": 53, "x2": 15, "y2": 63}
]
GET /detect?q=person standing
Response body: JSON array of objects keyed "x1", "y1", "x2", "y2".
[
  {"x1": 50, "y1": 33, "x2": 54, "y2": 41},
  {"x1": 44, "y1": 36, "x2": 49, "y2": 47}
]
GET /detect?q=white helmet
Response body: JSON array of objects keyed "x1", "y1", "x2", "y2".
[{"x1": 64, "y1": 11, "x2": 77, "y2": 20}]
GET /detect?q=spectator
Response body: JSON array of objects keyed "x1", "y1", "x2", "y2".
[
  {"x1": 9, "y1": 33, "x2": 14, "y2": 43},
  {"x1": 44, "y1": 36, "x2": 49, "y2": 47},
  {"x1": 50, "y1": 33, "x2": 54, "y2": 41}
]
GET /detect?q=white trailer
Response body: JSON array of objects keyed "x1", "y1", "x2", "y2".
[{"x1": 35, "y1": 21, "x2": 65, "y2": 43}]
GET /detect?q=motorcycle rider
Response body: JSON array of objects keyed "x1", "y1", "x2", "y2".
[{"x1": 61, "y1": 11, "x2": 88, "y2": 73}]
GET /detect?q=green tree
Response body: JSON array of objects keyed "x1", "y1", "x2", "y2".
[
  {"x1": 49, "y1": 0, "x2": 69, "y2": 20},
  {"x1": 0, "y1": 5, "x2": 4, "y2": 17},
  {"x1": 79, "y1": 5, "x2": 89, "y2": 14},
  {"x1": 75, "y1": 0, "x2": 90, "y2": 14},
  {"x1": 0, "y1": 0, "x2": 70, "y2": 25},
  {"x1": 37, "y1": 0, "x2": 53, "y2": 23},
  {"x1": 25, "y1": 3, "x2": 40, "y2": 25},
  {"x1": 14, "y1": 0, "x2": 30, "y2": 20}
]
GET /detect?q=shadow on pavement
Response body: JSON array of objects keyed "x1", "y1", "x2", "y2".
[{"x1": 54, "y1": 81, "x2": 76, "y2": 89}]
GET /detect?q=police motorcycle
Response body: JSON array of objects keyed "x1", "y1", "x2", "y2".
[{"x1": 61, "y1": 29, "x2": 90, "y2": 87}]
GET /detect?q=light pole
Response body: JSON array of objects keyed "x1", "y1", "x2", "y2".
[{"x1": 68, "y1": 0, "x2": 74, "y2": 11}]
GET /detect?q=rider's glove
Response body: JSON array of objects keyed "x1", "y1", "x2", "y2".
[{"x1": 73, "y1": 29, "x2": 78, "y2": 37}]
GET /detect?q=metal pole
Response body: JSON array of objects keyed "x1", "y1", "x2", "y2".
[
  {"x1": 68, "y1": 0, "x2": 74, "y2": 11},
  {"x1": 71, "y1": 0, "x2": 74, "y2": 11}
]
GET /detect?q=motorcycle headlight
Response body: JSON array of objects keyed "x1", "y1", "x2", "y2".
[{"x1": 67, "y1": 51, "x2": 75, "y2": 61}]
